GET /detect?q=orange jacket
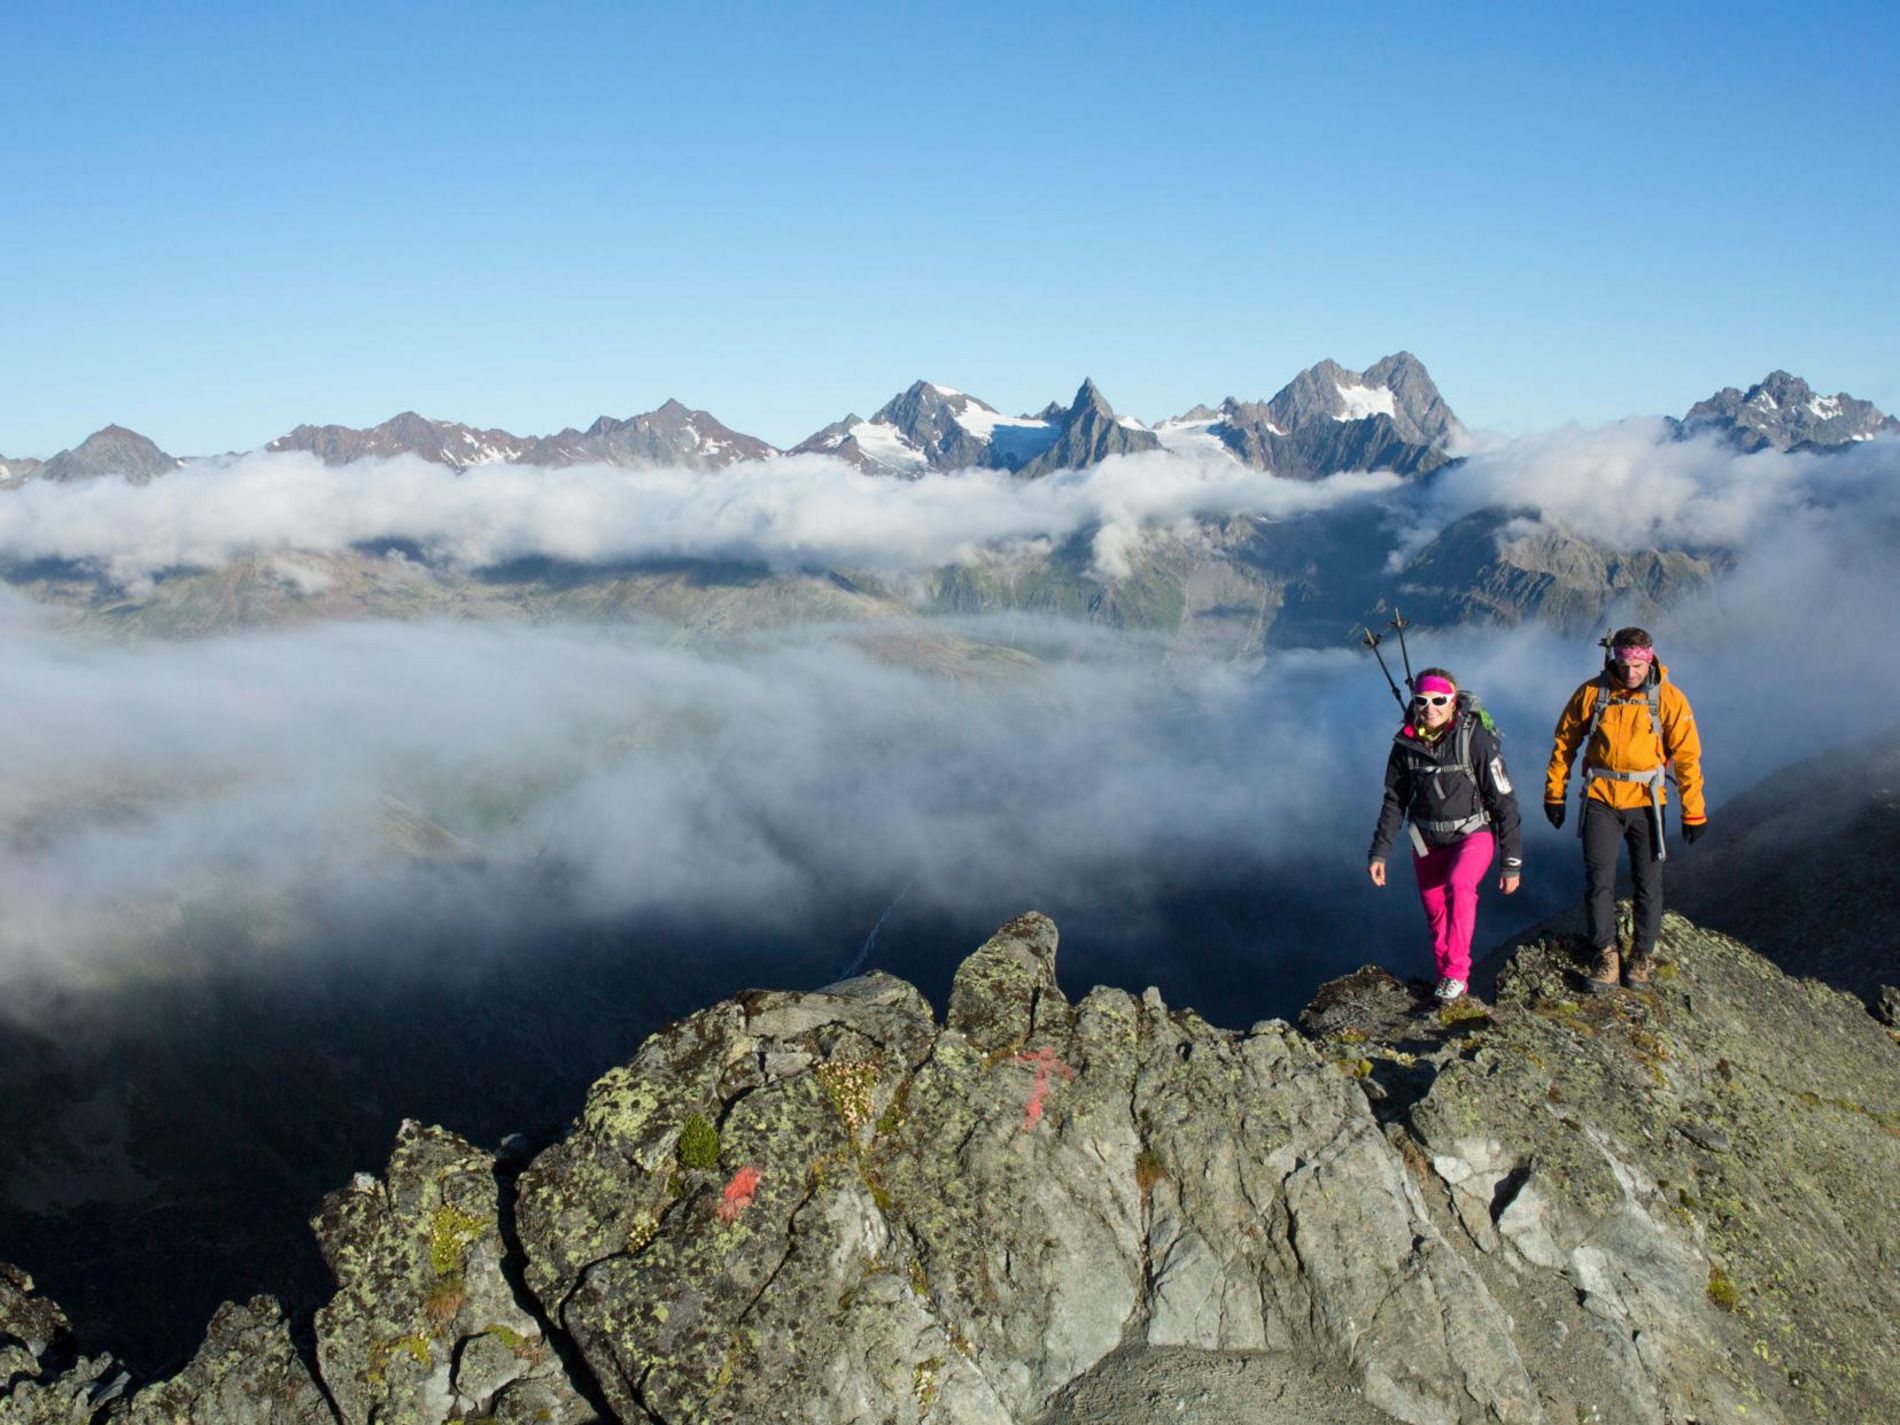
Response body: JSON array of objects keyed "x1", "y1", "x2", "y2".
[{"x1": 1544, "y1": 663, "x2": 1706, "y2": 823}]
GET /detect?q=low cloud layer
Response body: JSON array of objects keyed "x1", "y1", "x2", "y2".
[
  {"x1": 1397, "y1": 420, "x2": 1900, "y2": 561},
  {"x1": 0, "y1": 609, "x2": 1370, "y2": 993},
  {"x1": 6, "y1": 528, "x2": 1898, "y2": 1011},
  {"x1": 0, "y1": 448, "x2": 1399, "y2": 589}
]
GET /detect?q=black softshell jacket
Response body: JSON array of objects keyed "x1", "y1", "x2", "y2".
[{"x1": 1369, "y1": 713, "x2": 1524, "y2": 867}]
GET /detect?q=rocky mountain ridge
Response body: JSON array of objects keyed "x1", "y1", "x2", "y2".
[
  {"x1": 4, "y1": 363, "x2": 1887, "y2": 654},
  {"x1": 1680, "y1": 370, "x2": 1898, "y2": 452},
  {"x1": 6, "y1": 909, "x2": 1896, "y2": 1424},
  {"x1": 1185, "y1": 352, "x2": 1464, "y2": 481},
  {"x1": 266, "y1": 399, "x2": 775, "y2": 473},
  {"x1": 7, "y1": 364, "x2": 1890, "y2": 487},
  {"x1": 786, "y1": 378, "x2": 1160, "y2": 477},
  {"x1": 22, "y1": 426, "x2": 180, "y2": 486}
]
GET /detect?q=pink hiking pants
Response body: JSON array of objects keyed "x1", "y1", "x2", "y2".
[{"x1": 1412, "y1": 829, "x2": 1495, "y2": 983}]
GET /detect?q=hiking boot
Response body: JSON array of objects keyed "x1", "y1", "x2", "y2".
[
  {"x1": 1434, "y1": 977, "x2": 1468, "y2": 1004},
  {"x1": 1623, "y1": 949, "x2": 1654, "y2": 988},
  {"x1": 1585, "y1": 943, "x2": 1621, "y2": 994}
]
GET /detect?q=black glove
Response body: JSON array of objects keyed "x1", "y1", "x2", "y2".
[
  {"x1": 1544, "y1": 802, "x2": 1566, "y2": 830},
  {"x1": 1682, "y1": 820, "x2": 1707, "y2": 844}
]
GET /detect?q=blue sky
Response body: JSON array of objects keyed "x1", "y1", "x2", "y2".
[{"x1": 3, "y1": 0, "x2": 1895, "y2": 455}]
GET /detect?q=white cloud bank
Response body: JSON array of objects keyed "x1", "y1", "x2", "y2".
[
  {"x1": 0, "y1": 448, "x2": 1400, "y2": 589},
  {"x1": 1395, "y1": 420, "x2": 1900, "y2": 562},
  {"x1": 0, "y1": 610, "x2": 1382, "y2": 994}
]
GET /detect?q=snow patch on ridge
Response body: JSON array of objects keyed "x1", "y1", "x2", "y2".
[
  {"x1": 952, "y1": 406, "x2": 1052, "y2": 440},
  {"x1": 1153, "y1": 418, "x2": 1241, "y2": 464},
  {"x1": 848, "y1": 421, "x2": 928, "y2": 474},
  {"x1": 952, "y1": 405, "x2": 1061, "y2": 464},
  {"x1": 455, "y1": 431, "x2": 521, "y2": 465}
]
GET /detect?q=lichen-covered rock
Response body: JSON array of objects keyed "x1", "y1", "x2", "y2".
[
  {"x1": 1357, "y1": 911, "x2": 1900, "y2": 1425},
  {"x1": 0, "y1": 1353, "x2": 128, "y2": 1425},
  {"x1": 310, "y1": 1120, "x2": 593, "y2": 1425},
  {"x1": 14, "y1": 906, "x2": 1899, "y2": 1425},
  {"x1": 1875, "y1": 983, "x2": 1899, "y2": 1028},
  {"x1": 519, "y1": 913, "x2": 1541, "y2": 1423},
  {"x1": 944, "y1": 911, "x2": 1072, "y2": 1054},
  {"x1": 1, "y1": 1264, "x2": 72, "y2": 1390},
  {"x1": 1, "y1": 1267, "x2": 130, "y2": 1425},
  {"x1": 0, "y1": 1278, "x2": 122, "y2": 1425},
  {"x1": 119, "y1": 1297, "x2": 330, "y2": 1425},
  {"x1": 513, "y1": 997, "x2": 759, "y2": 1316},
  {"x1": 519, "y1": 966, "x2": 959, "y2": 1423}
]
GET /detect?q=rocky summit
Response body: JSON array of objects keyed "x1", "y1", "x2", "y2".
[
  {"x1": 5, "y1": 910, "x2": 1897, "y2": 1424},
  {"x1": 1681, "y1": 371, "x2": 1897, "y2": 452},
  {"x1": 30, "y1": 426, "x2": 180, "y2": 486}
]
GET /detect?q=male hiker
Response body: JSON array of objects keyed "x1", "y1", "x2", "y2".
[{"x1": 1544, "y1": 627, "x2": 1706, "y2": 991}]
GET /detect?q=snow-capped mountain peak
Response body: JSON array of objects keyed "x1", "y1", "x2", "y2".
[
  {"x1": 1683, "y1": 371, "x2": 1897, "y2": 452},
  {"x1": 1161, "y1": 354, "x2": 1461, "y2": 481}
]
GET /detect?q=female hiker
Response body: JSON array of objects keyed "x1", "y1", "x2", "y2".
[{"x1": 1367, "y1": 668, "x2": 1523, "y2": 1003}]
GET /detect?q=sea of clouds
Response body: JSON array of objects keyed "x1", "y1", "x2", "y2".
[
  {"x1": 2, "y1": 425, "x2": 1898, "y2": 1012},
  {"x1": 1, "y1": 422, "x2": 1892, "y2": 591},
  {"x1": 0, "y1": 445, "x2": 1399, "y2": 590}
]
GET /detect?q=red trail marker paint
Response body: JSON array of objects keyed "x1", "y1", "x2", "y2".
[
  {"x1": 1011, "y1": 1046, "x2": 1076, "y2": 1131},
  {"x1": 716, "y1": 1164, "x2": 762, "y2": 1222}
]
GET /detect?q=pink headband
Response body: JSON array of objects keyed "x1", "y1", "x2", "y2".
[
  {"x1": 1614, "y1": 646, "x2": 1655, "y2": 664},
  {"x1": 1414, "y1": 675, "x2": 1456, "y2": 696}
]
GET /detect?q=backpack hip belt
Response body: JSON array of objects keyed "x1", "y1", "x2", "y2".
[
  {"x1": 1407, "y1": 812, "x2": 1490, "y2": 857},
  {"x1": 1581, "y1": 764, "x2": 1669, "y2": 862}
]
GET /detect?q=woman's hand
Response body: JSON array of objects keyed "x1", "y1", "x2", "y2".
[
  {"x1": 1369, "y1": 860, "x2": 1387, "y2": 888},
  {"x1": 1499, "y1": 872, "x2": 1521, "y2": 895}
]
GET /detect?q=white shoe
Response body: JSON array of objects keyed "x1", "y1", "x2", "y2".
[{"x1": 1434, "y1": 977, "x2": 1467, "y2": 1003}]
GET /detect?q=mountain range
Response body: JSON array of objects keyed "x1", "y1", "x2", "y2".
[
  {"x1": 265, "y1": 398, "x2": 775, "y2": 472},
  {"x1": 1679, "y1": 369, "x2": 1898, "y2": 451},
  {"x1": 4, "y1": 361, "x2": 1892, "y2": 659},
  {"x1": 4, "y1": 358, "x2": 1890, "y2": 487}
]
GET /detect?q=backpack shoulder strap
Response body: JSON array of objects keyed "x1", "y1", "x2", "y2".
[
  {"x1": 1452, "y1": 693, "x2": 1495, "y2": 780},
  {"x1": 1455, "y1": 713, "x2": 1478, "y2": 783},
  {"x1": 1583, "y1": 672, "x2": 1614, "y2": 748}
]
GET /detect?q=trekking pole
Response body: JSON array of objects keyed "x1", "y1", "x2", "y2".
[
  {"x1": 1360, "y1": 627, "x2": 1408, "y2": 710},
  {"x1": 1388, "y1": 608, "x2": 1416, "y2": 692}
]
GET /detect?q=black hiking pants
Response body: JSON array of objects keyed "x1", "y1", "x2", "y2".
[{"x1": 1582, "y1": 798, "x2": 1663, "y2": 955}]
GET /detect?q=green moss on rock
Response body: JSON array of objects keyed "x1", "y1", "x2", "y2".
[{"x1": 428, "y1": 1202, "x2": 486, "y2": 1276}]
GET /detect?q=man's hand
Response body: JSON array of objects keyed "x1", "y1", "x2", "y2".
[
  {"x1": 1368, "y1": 860, "x2": 1387, "y2": 888},
  {"x1": 1683, "y1": 820, "x2": 1708, "y2": 844},
  {"x1": 1544, "y1": 802, "x2": 1566, "y2": 830},
  {"x1": 1500, "y1": 872, "x2": 1521, "y2": 895}
]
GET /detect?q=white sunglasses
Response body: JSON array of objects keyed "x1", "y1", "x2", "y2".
[{"x1": 1412, "y1": 692, "x2": 1454, "y2": 708}]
